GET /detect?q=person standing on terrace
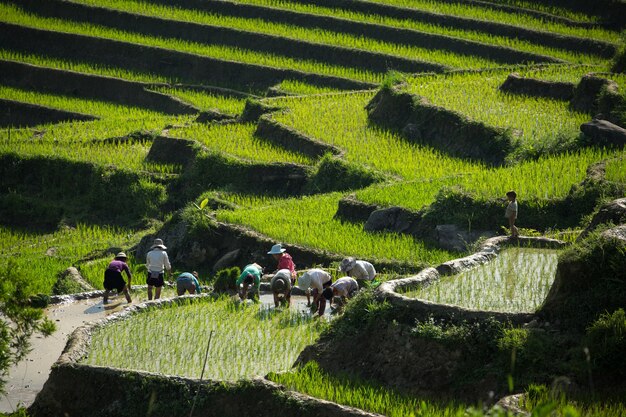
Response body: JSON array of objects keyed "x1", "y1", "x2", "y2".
[
  {"x1": 339, "y1": 257, "x2": 376, "y2": 283},
  {"x1": 268, "y1": 243, "x2": 297, "y2": 284},
  {"x1": 103, "y1": 252, "x2": 132, "y2": 305},
  {"x1": 236, "y1": 263, "x2": 263, "y2": 301},
  {"x1": 505, "y1": 190, "x2": 519, "y2": 238},
  {"x1": 146, "y1": 238, "x2": 171, "y2": 300},
  {"x1": 297, "y1": 268, "x2": 332, "y2": 315}
]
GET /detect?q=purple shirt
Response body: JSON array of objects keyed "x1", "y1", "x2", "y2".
[{"x1": 107, "y1": 260, "x2": 131, "y2": 276}]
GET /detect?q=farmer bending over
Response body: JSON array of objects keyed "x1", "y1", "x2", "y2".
[
  {"x1": 103, "y1": 252, "x2": 132, "y2": 304},
  {"x1": 176, "y1": 271, "x2": 202, "y2": 296},
  {"x1": 236, "y1": 263, "x2": 262, "y2": 300},
  {"x1": 322, "y1": 277, "x2": 359, "y2": 312},
  {"x1": 339, "y1": 257, "x2": 376, "y2": 283},
  {"x1": 146, "y1": 238, "x2": 171, "y2": 300},
  {"x1": 271, "y1": 269, "x2": 292, "y2": 307},
  {"x1": 297, "y1": 268, "x2": 332, "y2": 315}
]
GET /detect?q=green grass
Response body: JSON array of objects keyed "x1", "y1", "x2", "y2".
[
  {"x1": 0, "y1": 49, "x2": 171, "y2": 83},
  {"x1": 363, "y1": 0, "x2": 618, "y2": 42},
  {"x1": 82, "y1": 296, "x2": 326, "y2": 380},
  {"x1": 269, "y1": 92, "x2": 485, "y2": 180},
  {"x1": 275, "y1": 79, "x2": 346, "y2": 95},
  {"x1": 405, "y1": 69, "x2": 593, "y2": 151},
  {"x1": 0, "y1": 224, "x2": 149, "y2": 293},
  {"x1": 1, "y1": 3, "x2": 382, "y2": 84},
  {"x1": 149, "y1": 86, "x2": 247, "y2": 115},
  {"x1": 228, "y1": 0, "x2": 616, "y2": 65},
  {"x1": 0, "y1": 85, "x2": 167, "y2": 120},
  {"x1": 216, "y1": 192, "x2": 455, "y2": 266},
  {"x1": 168, "y1": 122, "x2": 313, "y2": 165},
  {"x1": 403, "y1": 248, "x2": 560, "y2": 312},
  {"x1": 269, "y1": 361, "x2": 468, "y2": 417},
  {"x1": 0, "y1": 139, "x2": 181, "y2": 174},
  {"x1": 605, "y1": 157, "x2": 626, "y2": 183},
  {"x1": 67, "y1": 0, "x2": 502, "y2": 71},
  {"x1": 356, "y1": 148, "x2": 619, "y2": 210}
]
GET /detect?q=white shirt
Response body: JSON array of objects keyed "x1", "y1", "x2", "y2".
[
  {"x1": 505, "y1": 201, "x2": 518, "y2": 219},
  {"x1": 331, "y1": 277, "x2": 359, "y2": 297},
  {"x1": 348, "y1": 261, "x2": 376, "y2": 281},
  {"x1": 306, "y1": 269, "x2": 332, "y2": 292},
  {"x1": 146, "y1": 248, "x2": 171, "y2": 273}
]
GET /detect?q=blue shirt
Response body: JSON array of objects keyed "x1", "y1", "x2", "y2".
[{"x1": 177, "y1": 272, "x2": 201, "y2": 293}]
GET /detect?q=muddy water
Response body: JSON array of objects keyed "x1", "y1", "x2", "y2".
[{"x1": 0, "y1": 291, "x2": 323, "y2": 413}]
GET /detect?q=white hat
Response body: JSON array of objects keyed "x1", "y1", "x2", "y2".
[
  {"x1": 115, "y1": 252, "x2": 127, "y2": 259},
  {"x1": 267, "y1": 243, "x2": 286, "y2": 255},
  {"x1": 151, "y1": 238, "x2": 167, "y2": 250},
  {"x1": 297, "y1": 271, "x2": 312, "y2": 291},
  {"x1": 339, "y1": 257, "x2": 356, "y2": 272}
]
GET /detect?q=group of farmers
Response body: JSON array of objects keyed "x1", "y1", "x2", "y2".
[{"x1": 103, "y1": 238, "x2": 376, "y2": 316}]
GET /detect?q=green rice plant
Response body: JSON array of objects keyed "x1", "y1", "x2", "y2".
[
  {"x1": 482, "y1": 0, "x2": 600, "y2": 23},
  {"x1": 405, "y1": 69, "x2": 592, "y2": 150},
  {"x1": 149, "y1": 86, "x2": 247, "y2": 115},
  {"x1": 269, "y1": 92, "x2": 485, "y2": 180},
  {"x1": 0, "y1": 224, "x2": 150, "y2": 292},
  {"x1": 0, "y1": 139, "x2": 181, "y2": 174},
  {"x1": 168, "y1": 122, "x2": 313, "y2": 165},
  {"x1": 360, "y1": 0, "x2": 617, "y2": 42},
  {"x1": 275, "y1": 80, "x2": 345, "y2": 95},
  {"x1": 0, "y1": 3, "x2": 382, "y2": 84},
  {"x1": 0, "y1": 117, "x2": 190, "y2": 144},
  {"x1": 226, "y1": 0, "x2": 616, "y2": 64},
  {"x1": 403, "y1": 248, "x2": 560, "y2": 312},
  {"x1": 67, "y1": 0, "x2": 502, "y2": 70},
  {"x1": 268, "y1": 361, "x2": 468, "y2": 417},
  {"x1": 82, "y1": 296, "x2": 326, "y2": 380},
  {"x1": 356, "y1": 148, "x2": 619, "y2": 210},
  {"x1": 216, "y1": 192, "x2": 455, "y2": 265},
  {"x1": 0, "y1": 85, "x2": 167, "y2": 120},
  {"x1": 605, "y1": 157, "x2": 626, "y2": 183},
  {"x1": 0, "y1": 49, "x2": 171, "y2": 83}
]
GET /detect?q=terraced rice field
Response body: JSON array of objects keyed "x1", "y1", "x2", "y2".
[{"x1": 1, "y1": 0, "x2": 625, "y2": 413}]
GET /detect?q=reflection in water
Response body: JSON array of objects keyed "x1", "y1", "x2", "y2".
[{"x1": 405, "y1": 248, "x2": 559, "y2": 312}]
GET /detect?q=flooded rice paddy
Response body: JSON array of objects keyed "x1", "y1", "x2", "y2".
[{"x1": 404, "y1": 248, "x2": 560, "y2": 312}]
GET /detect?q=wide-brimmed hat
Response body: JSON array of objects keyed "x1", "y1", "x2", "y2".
[
  {"x1": 151, "y1": 238, "x2": 167, "y2": 250},
  {"x1": 115, "y1": 252, "x2": 127, "y2": 259},
  {"x1": 339, "y1": 257, "x2": 356, "y2": 272},
  {"x1": 267, "y1": 243, "x2": 286, "y2": 255},
  {"x1": 297, "y1": 271, "x2": 312, "y2": 291}
]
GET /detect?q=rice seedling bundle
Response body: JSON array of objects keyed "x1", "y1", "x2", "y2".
[
  {"x1": 404, "y1": 248, "x2": 560, "y2": 312},
  {"x1": 66, "y1": 0, "x2": 501, "y2": 70},
  {"x1": 83, "y1": 297, "x2": 325, "y2": 380},
  {"x1": 0, "y1": 3, "x2": 382, "y2": 83},
  {"x1": 168, "y1": 122, "x2": 313, "y2": 165}
]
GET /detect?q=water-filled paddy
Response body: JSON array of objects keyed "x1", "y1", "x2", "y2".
[
  {"x1": 403, "y1": 248, "x2": 559, "y2": 312},
  {"x1": 82, "y1": 296, "x2": 325, "y2": 380}
]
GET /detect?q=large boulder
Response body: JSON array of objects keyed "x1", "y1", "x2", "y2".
[
  {"x1": 435, "y1": 224, "x2": 496, "y2": 252},
  {"x1": 579, "y1": 197, "x2": 626, "y2": 240},
  {"x1": 580, "y1": 119, "x2": 626, "y2": 147},
  {"x1": 364, "y1": 206, "x2": 421, "y2": 234}
]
